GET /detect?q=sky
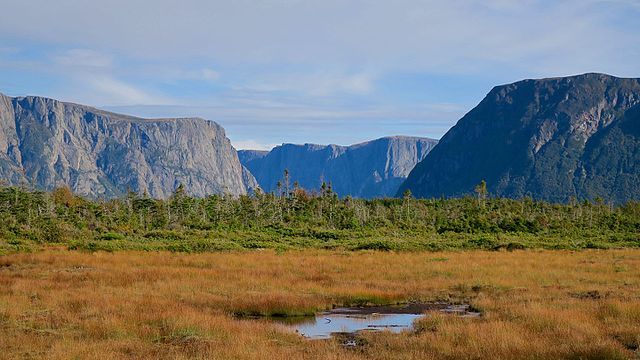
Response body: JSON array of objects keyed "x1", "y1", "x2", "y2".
[{"x1": 0, "y1": 0, "x2": 639, "y2": 150}]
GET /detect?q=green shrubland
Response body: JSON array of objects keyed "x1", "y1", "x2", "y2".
[{"x1": 0, "y1": 185, "x2": 638, "y2": 253}]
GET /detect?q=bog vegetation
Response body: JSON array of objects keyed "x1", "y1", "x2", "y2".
[
  {"x1": 0, "y1": 250, "x2": 638, "y2": 359},
  {"x1": 0, "y1": 182, "x2": 639, "y2": 254}
]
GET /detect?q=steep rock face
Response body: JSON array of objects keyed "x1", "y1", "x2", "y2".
[
  {"x1": 399, "y1": 73, "x2": 640, "y2": 203},
  {"x1": 239, "y1": 136, "x2": 438, "y2": 198},
  {"x1": 0, "y1": 93, "x2": 256, "y2": 198}
]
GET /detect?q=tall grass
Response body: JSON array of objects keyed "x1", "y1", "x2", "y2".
[{"x1": 0, "y1": 249, "x2": 638, "y2": 359}]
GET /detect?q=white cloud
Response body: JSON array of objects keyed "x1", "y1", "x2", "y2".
[
  {"x1": 231, "y1": 139, "x2": 278, "y2": 151},
  {"x1": 0, "y1": 47, "x2": 20, "y2": 56},
  {"x1": 53, "y1": 49, "x2": 113, "y2": 68},
  {"x1": 159, "y1": 67, "x2": 221, "y2": 82},
  {"x1": 104, "y1": 100, "x2": 464, "y2": 144},
  {"x1": 238, "y1": 71, "x2": 375, "y2": 96},
  {"x1": 0, "y1": 0, "x2": 637, "y2": 76},
  {"x1": 84, "y1": 75, "x2": 172, "y2": 106},
  {"x1": 201, "y1": 68, "x2": 220, "y2": 81},
  {"x1": 1, "y1": 0, "x2": 638, "y2": 145}
]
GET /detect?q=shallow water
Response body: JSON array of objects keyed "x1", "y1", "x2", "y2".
[
  {"x1": 290, "y1": 312, "x2": 423, "y2": 339},
  {"x1": 262, "y1": 303, "x2": 480, "y2": 340}
]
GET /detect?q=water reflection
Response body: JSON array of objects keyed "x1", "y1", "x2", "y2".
[
  {"x1": 260, "y1": 303, "x2": 479, "y2": 340},
  {"x1": 291, "y1": 312, "x2": 423, "y2": 339}
]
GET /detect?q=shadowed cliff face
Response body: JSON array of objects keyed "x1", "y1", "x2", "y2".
[
  {"x1": 239, "y1": 136, "x2": 438, "y2": 198},
  {"x1": 0, "y1": 94, "x2": 257, "y2": 198},
  {"x1": 399, "y1": 73, "x2": 640, "y2": 204}
]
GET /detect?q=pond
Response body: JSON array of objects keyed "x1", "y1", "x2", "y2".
[{"x1": 279, "y1": 303, "x2": 480, "y2": 340}]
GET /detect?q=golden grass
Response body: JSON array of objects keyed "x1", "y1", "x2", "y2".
[{"x1": 0, "y1": 249, "x2": 639, "y2": 359}]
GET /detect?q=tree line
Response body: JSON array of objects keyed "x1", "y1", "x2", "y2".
[{"x1": 0, "y1": 179, "x2": 639, "y2": 250}]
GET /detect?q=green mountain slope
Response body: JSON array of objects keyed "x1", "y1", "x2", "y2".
[{"x1": 399, "y1": 73, "x2": 640, "y2": 203}]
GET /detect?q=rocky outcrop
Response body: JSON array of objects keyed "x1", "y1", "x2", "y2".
[
  {"x1": 398, "y1": 73, "x2": 640, "y2": 203},
  {"x1": 239, "y1": 136, "x2": 438, "y2": 198},
  {"x1": 0, "y1": 93, "x2": 256, "y2": 198}
]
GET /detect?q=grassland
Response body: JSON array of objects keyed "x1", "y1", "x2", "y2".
[
  {"x1": 1, "y1": 248, "x2": 639, "y2": 359},
  {"x1": 1, "y1": 187, "x2": 639, "y2": 358}
]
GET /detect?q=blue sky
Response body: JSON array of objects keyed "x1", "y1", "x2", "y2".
[{"x1": 1, "y1": 0, "x2": 639, "y2": 150}]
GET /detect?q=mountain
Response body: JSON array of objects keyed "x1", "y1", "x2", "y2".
[
  {"x1": 398, "y1": 73, "x2": 640, "y2": 203},
  {"x1": 237, "y1": 150, "x2": 269, "y2": 164},
  {"x1": 239, "y1": 136, "x2": 438, "y2": 198},
  {"x1": 0, "y1": 93, "x2": 258, "y2": 198}
]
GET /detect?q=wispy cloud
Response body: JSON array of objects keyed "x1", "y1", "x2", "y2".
[
  {"x1": 0, "y1": 47, "x2": 20, "y2": 56},
  {"x1": 232, "y1": 139, "x2": 278, "y2": 151},
  {"x1": 201, "y1": 68, "x2": 220, "y2": 81},
  {"x1": 152, "y1": 67, "x2": 221, "y2": 82},
  {"x1": 105, "y1": 99, "x2": 463, "y2": 147},
  {"x1": 1, "y1": 0, "x2": 636, "y2": 74},
  {"x1": 84, "y1": 75, "x2": 172, "y2": 105},
  {"x1": 52, "y1": 49, "x2": 113, "y2": 68},
  {"x1": 0, "y1": 0, "x2": 637, "y2": 145},
  {"x1": 237, "y1": 71, "x2": 376, "y2": 96}
]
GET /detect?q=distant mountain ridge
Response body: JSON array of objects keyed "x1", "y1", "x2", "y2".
[
  {"x1": 237, "y1": 150, "x2": 269, "y2": 164},
  {"x1": 0, "y1": 93, "x2": 257, "y2": 198},
  {"x1": 399, "y1": 73, "x2": 640, "y2": 203},
  {"x1": 240, "y1": 136, "x2": 438, "y2": 198}
]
